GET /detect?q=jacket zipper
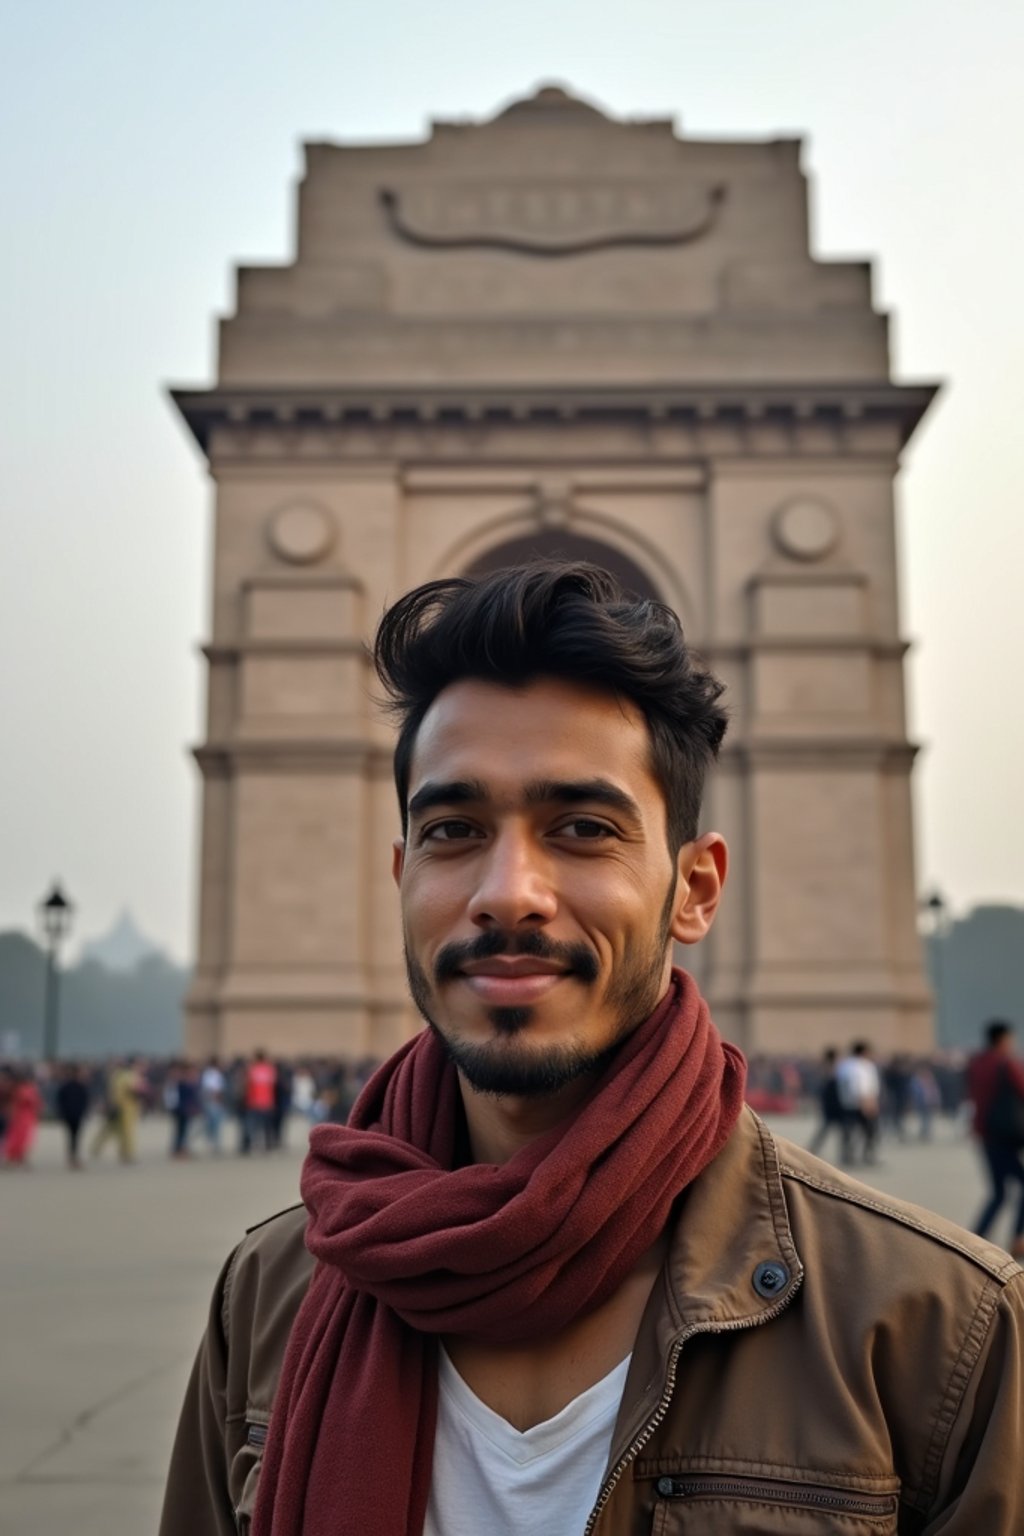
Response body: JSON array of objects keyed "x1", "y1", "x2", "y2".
[
  {"x1": 582, "y1": 1277, "x2": 804, "y2": 1536},
  {"x1": 656, "y1": 1473, "x2": 896, "y2": 1517}
]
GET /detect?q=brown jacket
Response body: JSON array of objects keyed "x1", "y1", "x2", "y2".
[{"x1": 160, "y1": 1110, "x2": 1024, "y2": 1534}]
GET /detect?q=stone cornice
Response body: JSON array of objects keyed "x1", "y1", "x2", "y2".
[
  {"x1": 706, "y1": 637, "x2": 911, "y2": 659},
  {"x1": 721, "y1": 736, "x2": 919, "y2": 768},
  {"x1": 193, "y1": 733, "x2": 917, "y2": 776},
  {"x1": 170, "y1": 382, "x2": 938, "y2": 458},
  {"x1": 193, "y1": 739, "x2": 394, "y2": 775},
  {"x1": 202, "y1": 640, "x2": 369, "y2": 661}
]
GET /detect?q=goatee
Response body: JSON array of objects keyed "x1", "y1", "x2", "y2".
[{"x1": 404, "y1": 882, "x2": 676, "y2": 1098}]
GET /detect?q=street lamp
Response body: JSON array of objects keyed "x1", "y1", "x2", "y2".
[{"x1": 38, "y1": 881, "x2": 74, "y2": 1062}]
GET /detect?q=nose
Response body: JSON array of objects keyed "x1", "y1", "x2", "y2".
[{"x1": 467, "y1": 825, "x2": 558, "y2": 930}]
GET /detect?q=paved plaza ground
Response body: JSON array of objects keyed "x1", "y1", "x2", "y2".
[{"x1": 0, "y1": 1109, "x2": 1012, "y2": 1536}]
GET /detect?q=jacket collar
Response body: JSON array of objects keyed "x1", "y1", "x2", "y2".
[{"x1": 608, "y1": 1108, "x2": 804, "y2": 1466}]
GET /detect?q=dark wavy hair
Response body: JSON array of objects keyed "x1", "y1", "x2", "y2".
[{"x1": 372, "y1": 560, "x2": 728, "y2": 850}]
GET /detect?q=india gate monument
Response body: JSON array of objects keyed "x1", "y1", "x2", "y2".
[{"x1": 172, "y1": 85, "x2": 937, "y2": 1061}]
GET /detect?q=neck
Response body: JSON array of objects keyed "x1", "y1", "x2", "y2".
[{"x1": 459, "y1": 1070, "x2": 600, "y2": 1164}]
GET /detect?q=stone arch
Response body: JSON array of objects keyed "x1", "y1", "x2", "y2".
[
  {"x1": 465, "y1": 527, "x2": 659, "y2": 600},
  {"x1": 430, "y1": 508, "x2": 697, "y2": 634}
]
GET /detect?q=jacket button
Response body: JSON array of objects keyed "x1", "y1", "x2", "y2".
[
  {"x1": 752, "y1": 1260, "x2": 789, "y2": 1298},
  {"x1": 656, "y1": 1478, "x2": 675, "y2": 1497}
]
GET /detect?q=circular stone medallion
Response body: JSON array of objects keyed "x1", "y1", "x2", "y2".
[
  {"x1": 267, "y1": 503, "x2": 336, "y2": 565},
  {"x1": 771, "y1": 498, "x2": 840, "y2": 562}
]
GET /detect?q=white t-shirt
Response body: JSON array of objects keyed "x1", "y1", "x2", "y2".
[
  {"x1": 836, "y1": 1055, "x2": 880, "y2": 1111},
  {"x1": 200, "y1": 1066, "x2": 225, "y2": 1102},
  {"x1": 423, "y1": 1346, "x2": 630, "y2": 1536}
]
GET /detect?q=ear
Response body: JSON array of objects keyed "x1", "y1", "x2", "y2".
[
  {"x1": 669, "y1": 833, "x2": 728, "y2": 945},
  {"x1": 392, "y1": 838, "x2": 406, "y2": 888}
]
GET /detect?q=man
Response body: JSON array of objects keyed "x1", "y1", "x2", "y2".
[
  {"x1": 161, "y1": 562, "x2": 1024, "y2": 1536},
  {"x1": 883, "y1": 1053, "x2": 914, "y2": 1142},
  {"x1": 55, "y1": 1061, "x2": 90, "y2": 1169},
  {"x1": 169, "y1": 1061, "x2": 200, "y2": 1159},
  {"x1": 967, "y1": 1019, "x2": 1024, "y2": 1254},
  {"x1": 807, "y1": 1046, "x2": 844, "y2": 1160},
  {"x1": 836, "y1": 1039, "x2": 882, "y2": 1166}
]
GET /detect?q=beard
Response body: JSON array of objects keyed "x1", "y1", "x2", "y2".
[{"x1": 404, "y1": 879, "x2": 677, "y2": 1098}]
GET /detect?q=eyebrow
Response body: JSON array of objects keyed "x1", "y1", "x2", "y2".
[
  {"x1": 524, "y1": 778, "x2": 642, "y2": 822},
  {"x1": 407, "y1": 780, "x2": 489, "y2": 819},
  {"x1": 406, "y1": 776, "x2": 643, "y2": 823}
]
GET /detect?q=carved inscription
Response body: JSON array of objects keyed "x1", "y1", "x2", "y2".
[{"x1": 379, "y1": 181, "x2": 725, "y2": 256}]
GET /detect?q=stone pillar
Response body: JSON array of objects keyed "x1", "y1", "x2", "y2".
[
  {"x1": 184, "y1": 463, "x2": 408, "y2": 1058},
  {"x1": 703, "y1": 470, "x2": 931, "y2": 1053}
]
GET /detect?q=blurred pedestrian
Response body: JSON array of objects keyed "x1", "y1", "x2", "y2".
[
  {"x1": 55, "y1": 1062, "x2": 91, "y2": 1169},
  {"x1": 199, "y1": 1057, "x2": 226, "y2": 1153},
  {"x1": 170, "y1": 1063, "x2": 200, "y2": 1159},
  {"x1": 883, "y1": 1055, "x2": 913, "y2": 1141},
  {"x1": 228, "y1": 1059, "x2": 250, "y2": 1154},
  {"x1": 837, "y1": 1042, "x2": 881, "y2": 1166},
  {"x1": 91, "y1": 1058, "x2": 143, "y2": 1163},
  {"x1": 808, "y1": 1047, "x2": 844, "y2": 1160},
  {"x1": 909, "y1": 1062, "x2": 941, "y2": 1141},
  {"x1": 244, "y1": 1050, "x2": 277, "y2": 1152},
  {"x1": 967, "y1": 1020, "x2": 1024, "y2": 1255},
  {"x1": 0, "y1": 1065, "x2": 13, "y2": 1147},
  {"x1": 291, "y1": 1064, "x2": 316, "y2": 1121},
  {"x1": 314, "y1": 1063, "x2": 359, "y2": 1125},
  {"x1": 3, "y1": 1069, "x2": 43, "y2": 1166},
  {"x1": 271, "y1": 1061, "x2": 292, "y2": 1149}
]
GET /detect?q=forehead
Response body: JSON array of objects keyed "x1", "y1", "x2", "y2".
[{"x1": 408, "y1": 677, "x2": 660, "y2": 803}]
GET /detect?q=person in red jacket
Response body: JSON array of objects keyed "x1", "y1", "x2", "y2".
[
  {"x1": 967, "y1": 1019, "x2": 1024, "y2": 1253},
  {"x1": 245, "y1": 1050, "x2": 278, "y2": 1153}
]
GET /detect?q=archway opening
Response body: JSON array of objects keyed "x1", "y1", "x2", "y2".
[{"x1": 464, "y1": 529, "x2": 660, "y2": 601}]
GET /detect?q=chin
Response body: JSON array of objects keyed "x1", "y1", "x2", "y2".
[
  {"x1": 486, "y1": 1006, "x2": 532, "y2": 1035},
  {"x1": 428, "y1": 1022, "x2": 619, "y2": 1099}
]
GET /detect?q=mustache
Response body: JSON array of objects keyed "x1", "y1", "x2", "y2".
[{"x1": 434, "y1": 928, "x2": 600, "y2": 986}]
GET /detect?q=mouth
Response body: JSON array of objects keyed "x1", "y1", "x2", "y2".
[{"x1": 457, "y1": 957, "x2": 572, "y2": 1006}]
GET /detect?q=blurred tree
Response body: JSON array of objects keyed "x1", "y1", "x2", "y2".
[{"x1": 0, "y1": 931, "x2": 189, "y2": 1058}]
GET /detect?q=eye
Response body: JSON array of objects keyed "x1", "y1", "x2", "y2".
[
  {"x1": 421, "y1": 819, "x2": 481, "y2": 843},
  {"x1": 558, "y1": 818, "x2": 615, "y2": 840}
]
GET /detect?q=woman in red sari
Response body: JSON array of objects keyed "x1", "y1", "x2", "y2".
[{"x1": 4, "y1": 1071, "x2": 43, "y2": 1165}]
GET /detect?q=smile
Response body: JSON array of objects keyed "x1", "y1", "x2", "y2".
[{"x1": 457, "y1": 960, "x2": 572, "y2": 1007}]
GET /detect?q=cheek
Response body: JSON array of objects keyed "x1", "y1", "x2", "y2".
[
  {"x1": 570, "y1": 881, "x2": 644, "y2": 950},
  {"x1": 402, "y1": 865, "x2": 464, "y2": 939},
  {"x1": 573, "y1": 867, "x2": 672, "y2": 951}
]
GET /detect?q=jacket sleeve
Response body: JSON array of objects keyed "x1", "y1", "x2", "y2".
[
  {"x1": 923, "y1": 1270, "x2": 1024, "y2": 1533},
  {"x1": 159, "y1": 1246, "x2": 240, "y2": 1536}
]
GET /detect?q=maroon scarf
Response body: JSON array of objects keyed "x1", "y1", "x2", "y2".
[{"x1": 253, "y1": 968, "x2": 746, "y2": 1536}]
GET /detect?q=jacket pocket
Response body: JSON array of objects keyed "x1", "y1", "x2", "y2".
[
  {"x1": 651, "y1": 1472, "x2": 899, "y2": 1534},
  {"x1": 230, "y1": 1422, "x2": 268, "y2": 1534}
]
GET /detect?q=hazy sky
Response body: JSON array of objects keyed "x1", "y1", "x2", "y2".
[{"x1": 2, "y1": 0, "x2": 1022, "y2": 961}]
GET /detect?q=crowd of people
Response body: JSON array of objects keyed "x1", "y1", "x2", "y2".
[
  {"x1": 0, "y1": 1053, "x2": 382, "y2": 1168},
  {"x1": 797, "y1": 1042, "x2": 954, "y2": 1166},
  {"x1": 743, "y1": 1043, "x2": 964, "y2": 1160},
  {"x1": 0, "y1": 1036, "x2": 1011, "y2": 1188},
  {"x1": 0, "y1": 1041, "x2": 977, "y2": 1174}
]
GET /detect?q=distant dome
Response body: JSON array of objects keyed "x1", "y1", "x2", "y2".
[
  {"x1": 80, "y1": 910, "x2": 162, "y2": 972},
  {"x1": 490, "y1": 83, "x2": 612, "y2": 125}
]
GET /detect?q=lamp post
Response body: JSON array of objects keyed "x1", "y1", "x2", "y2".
[{"x1": 38, "y1": 881, "x2": 74, "y2": 1062}]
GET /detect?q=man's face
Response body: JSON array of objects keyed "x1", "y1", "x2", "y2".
[{"x1": 394, "y1": 677, "x2": 694, "y2": 1097}]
